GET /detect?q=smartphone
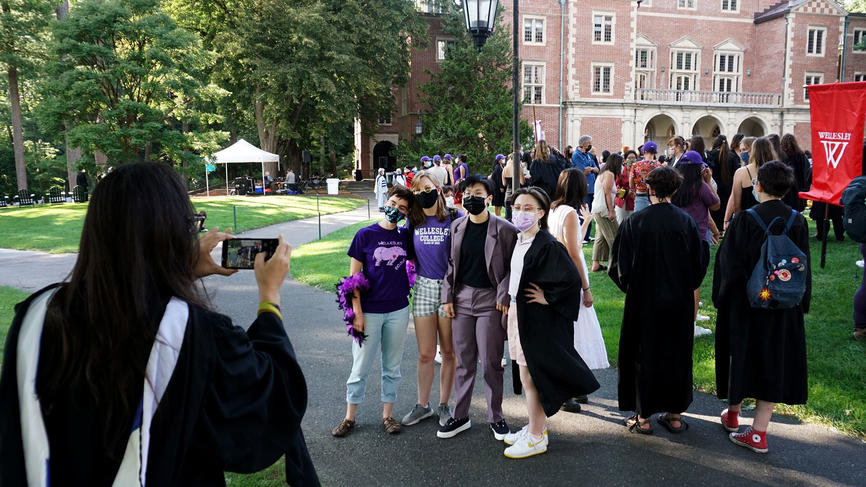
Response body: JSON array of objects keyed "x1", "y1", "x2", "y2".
[{"x1": 222, "y1": 238, "x2": 279, "y2": 269}]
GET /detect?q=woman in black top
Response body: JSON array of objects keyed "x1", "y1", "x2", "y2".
[
  {"x1": 706, "y1": 135, "x2": 740, "y2": 229},
  {"x1": 723, "y1": 136, "x2": 777, "y2": 230},
  {"x1": 529, "y1": 140, "x2": 562, "y2": 199}
]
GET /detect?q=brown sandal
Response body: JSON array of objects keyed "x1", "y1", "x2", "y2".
[
  {"x1": 624, "y1": 414, "x2": 654, "y2": 435},
  {"x1": 383, "y1": 416, "x2": 401, "y2": 434},
  {"x1": 331, "y1": 418, "x2": 355, "y2": 437}
]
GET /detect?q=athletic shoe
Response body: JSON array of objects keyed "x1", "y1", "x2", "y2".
[
  {"x1": 503, "y1": 424, "x2": 548, "y2": 445},
  {"x1": 434, "y1": 345, "x2": 442, "y2": 364},
  {"x1": 720, "y1": 408, "x2": 739, "y2": 432},
  {"x1": 437, "y1": 403, "x2": 452, "y2": 427},
  {"x1": 401, "y1": 403, "x2": 434, "y2": 426},
  {"x1": 490, "y1": 420, "x2": 509, "y2": 440},
  {"x1": 694, "y1": 324, "x2": 713, "y2": 337},
  {"x1": 504, "y1": 430, "x2": 548, "y2": 459},
  {"x1": 729, "y1": 427, "x2": 768, "y2": 453},
  {"x1": 437, "y1": 416, "x2": 471, "y2": 439}
]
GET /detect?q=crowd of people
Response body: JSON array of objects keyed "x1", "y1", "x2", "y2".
[{"x1": 338, "y1": 130, "x2": 828, "y2": 459}]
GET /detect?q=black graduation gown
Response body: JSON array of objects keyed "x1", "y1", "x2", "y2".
[
  {"x1": 707, "y1": 150, "x2": 740, "y2": 229},
  {"x1": 0, "y1": 285, "x2": 319, "y2": 487},
  {"x1": 514, "y1": 230, "x2": 600, "y2": 416},
  {"x1": 712, "y1": 200, "x2": 811, "y2": 405},
  {"x1": 608, "y1": 203, "x2": 707, "y2": 416}
]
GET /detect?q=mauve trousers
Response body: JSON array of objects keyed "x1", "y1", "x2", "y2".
[{"x1": 451, "y1": 284, "x2": 506, "y2": 423}]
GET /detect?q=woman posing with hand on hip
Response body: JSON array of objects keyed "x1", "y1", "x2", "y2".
[
  {"x1": 502, "y1": 187, "x2": 600, "y2": 459},
  {"x1": 333, "y1": 186, "x2": 416, "y2": 438}
]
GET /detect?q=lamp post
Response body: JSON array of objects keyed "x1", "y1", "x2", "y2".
[{"x1": 463, "y1": 0, "x2": 519, "y2": 196}]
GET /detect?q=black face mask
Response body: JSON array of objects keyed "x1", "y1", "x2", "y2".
[
  {"x1": 417, "y1": 190, "x2": 439, "y2": 209},
  {"x1": 585, "y1": 145, "x2": 592, "y2": 153},
  {"x1": 463, "y1": 196, "x2": 487, "y2": 215}
]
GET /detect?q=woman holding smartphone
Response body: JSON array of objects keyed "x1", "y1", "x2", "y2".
[{"x1": 333, "y1": 185, "x2": 416, "y2": 437}]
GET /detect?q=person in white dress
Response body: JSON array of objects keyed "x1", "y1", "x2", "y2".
[{"x1": 548, "y1": 168, "x2": 610, "y2": 411}]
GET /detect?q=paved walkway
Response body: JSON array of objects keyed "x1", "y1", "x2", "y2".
[{"x1": 2, "y1": 190, "x2": 865, "y2": 486}]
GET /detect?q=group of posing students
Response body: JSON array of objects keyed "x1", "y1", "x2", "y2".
[{"x1": 331, "y1": 146, "x2": 812, "y2": 458}]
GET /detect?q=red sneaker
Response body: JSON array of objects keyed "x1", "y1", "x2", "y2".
[
  {"x1": 729, "y1": 427, "x2": 768, "y2": 453},
  {"x1": 721, "y1": 408, "x2": 739, "y2": 432}
]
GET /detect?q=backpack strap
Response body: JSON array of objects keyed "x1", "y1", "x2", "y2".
[
  {"x1": 746, "y1": 208, "x2": 782, "y2": 236},
  {"x1": 783, "y1": 209, "x2": 798, "y2": 234}
]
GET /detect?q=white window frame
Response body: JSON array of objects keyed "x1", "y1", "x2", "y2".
[
  {"x1": 804, "y1": 72, "x2": 823, "y2": 101},
  {"x1": 677, "y1": 0, "x2": 696, "y2": 10},
  {"x1": 592, "y1": 12, "x2": 615, "y2": 45},
  {"x1": 853, "y1": 72, "x2": 865, "y2": 82},
  {"x1": 436, "y1": 37, "x2": 456, "y2": 62},
  {"x1": 591, "y1": 63, "x2": 614, "y2": 95},
  {"x1": 806, "y1": 26, "x2": 826, "y2": 57},
  {"x1": 378, "y1": 114, "x2": 393, "y2": 126},
  {"x1": 721, "y1": 0, "x2": 739, "y2": 12},
  {"x1": 635, "y1": 46, "x2": 656, "y2": 90},
  {"x1": 713, "y1": 51, "x2": 741, "y2": 93},
  {"x1": 670, "y1": 48, "x2": 699, "y2": 91},
  {"x1": 522, "y1": 62, "x2": 545, "y2": 105},
  {"x1": 523, "y1": 16, "x2": 546, "y2": 46},
  {"x1": 853, "y1": 29, "x2": 866, "y2": 52}
]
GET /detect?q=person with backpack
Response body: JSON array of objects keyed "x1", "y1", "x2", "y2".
[{"x1": 712, "y1": 161, "x2": 811, "y2": 454}]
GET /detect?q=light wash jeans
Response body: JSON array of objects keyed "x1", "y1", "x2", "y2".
[
  {"x1": 634, "y1": 195, "x2": 651, "y2": 212},
  {"x1": 346, "y1": 306, "x2": 410, "y2": 404}
]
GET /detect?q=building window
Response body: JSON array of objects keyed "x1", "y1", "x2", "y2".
[
  {"x1": 436, "y1": 39, "x2": 455, "y2": 61},
  {"x1": 804, "y1": 72, "x2": 823, "y2": 100},
  {"x1": 678, "y1": 0, "x2": 696, "y2": 9},
  {"x1": 853, "y1": 73, "x2": 865, "y2": 82},
  {"x1": 670, "y1": 49, "x2": 699, "y2": 90},
  {"x1": 378, "y1": 114, "x2": 392, "y2": 126},
  {"x1": 592, "y1": 64, "x2": 613, "y2": 94},
  {"x1": 721, "y1": 0, "x2": 738, "y2": 11},
  {"x1": 854, "y1": 29, "x2": 866, "y2": 51},
  {"x1": 635, "y1": 47, "x2": 656, "y2": 90},
  {"x1": 524, "y1": 16, "x2": 545, "y2": 45},
  {"x1": 523, "y1": 63, "x2": 545, "y2": 104},
  {"x1": 807, "y1": 26, "x2": 826, "y2": 56},
  {"x1": 713, "y1": 52, "x2": 741, "y2": 93},
  {"x1": 592, "y1": 13, "x2": 614, "y2": 44}
]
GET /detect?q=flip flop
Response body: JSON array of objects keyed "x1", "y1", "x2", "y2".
[{"x1": 657, "y1": 413, "x2": 689, "y2": 434}]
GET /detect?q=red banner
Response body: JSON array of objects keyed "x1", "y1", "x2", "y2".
[{"x1": 799, "y1": 81, "x2": 866, "y2": 205}]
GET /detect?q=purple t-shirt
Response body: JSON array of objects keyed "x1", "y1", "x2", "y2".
[
  {"x1": 347, "y1": 223, "x2": 412, "y2": 313},
  {"x1": 412, "y1": 212, "x2": 462, "y2": 280},
  {"x1": 679, "y1": 182, "x2": 719, "y2": 241}
]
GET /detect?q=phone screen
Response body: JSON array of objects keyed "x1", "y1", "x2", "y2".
[{"x1": 222, "y1": 238, "x2": 279, "y2": 269}]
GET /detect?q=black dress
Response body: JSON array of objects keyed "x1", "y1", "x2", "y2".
[
  {"x1": 0, "y1": 285, "x2": 318, "y2": 486},
  {"x1": 609, "y1": 203, "x2": 708, "y2": 417},
  {"x1": 712, "y1": 200, "x2": 811, "y2": 405},
  {"x1": 707, "y1": 150, "x2": 740, "y2": 229},
  {"x1": 490, "y1": 163, "x2": 505, "y2": 207},
  {"x1": 514, "y1": 230, "x2": 600, "y2": 416}
]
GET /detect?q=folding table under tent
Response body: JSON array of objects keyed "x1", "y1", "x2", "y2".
[{"x1": 208, "y1": 139, "x2": 280, "y2": 195}]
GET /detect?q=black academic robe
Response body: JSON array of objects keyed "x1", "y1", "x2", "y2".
[
  {"x1": 514, "y1": 230, "x2": 600, "y2": 416},
  {"x1": 712, "y1": 200, "x2": 811, "y2": 405},
  {"x1": 609, "y1": 203, "x2": 707, "y2": 416},
  {"x1": 0, "y1": 285, "x2": 319, "y2": 487}
]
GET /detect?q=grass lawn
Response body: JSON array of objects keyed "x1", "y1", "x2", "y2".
[
  {"x1": 0, "y1": 286, "x2": 29, "y2": 364},
  {"x1": 0, "y1": 195, "x2": 364, "y2": 254},
  {"x1": 289, "y1": 218, "x2": 866, "y2": 438}
]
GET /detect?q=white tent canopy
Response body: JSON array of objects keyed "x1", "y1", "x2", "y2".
[{"x1": 208, "y1": 139, "x2": 280, "y2": 195}]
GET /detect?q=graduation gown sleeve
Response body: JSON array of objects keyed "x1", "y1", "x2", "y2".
[{"x1": 608, "y1": 217, "x2": 634, "y2": 293}]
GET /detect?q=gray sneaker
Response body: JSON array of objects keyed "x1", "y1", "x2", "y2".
[
  {"x1": 437, "y1": 403, "x2": 452, "y2": 427},
  {"x1": 401, "y1": 404, "x2": 435, "y2": 426}
]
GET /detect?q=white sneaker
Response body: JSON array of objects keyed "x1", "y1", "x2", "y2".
[
  {"x1": 857, "y1": 259, "x2": 864, "y2": 268},
  {"x1": 696, "y1": 314, "x2": 711, "y2": 322},
  {"x1": 434, "y1": 345, "x2": 442, "y2": 364},
  {"x1": 503, "y1": 424, "x2": 548, "y2": 445},
  {"x1": 504, "y1": 430, "x2": 548, "y2": 458},
  {"x1": 694, "y1": 324, "x2": 713, "y2": 337}
]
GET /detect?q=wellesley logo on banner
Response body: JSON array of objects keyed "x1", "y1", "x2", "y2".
[{"x1": 817, "y1": 131, "x2": 851, "y2": 169}]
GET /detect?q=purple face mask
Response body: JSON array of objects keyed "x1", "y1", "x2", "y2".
[{"x1": 512, "y1": 210, "x2": 537, "y2": 232}]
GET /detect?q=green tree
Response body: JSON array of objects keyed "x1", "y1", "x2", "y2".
[
  {"x1": 0, "y1": 0, "x2": 53, "y2": 190},
  {"x1": 40, "y1": 0, "x2": 226, "y2": 171},
  {"x1": 401, "y1": 3, "x2": 532, "y2": 175},
  {"x1": 845, "y1": 0, "x2": 866, "y2": 13}
]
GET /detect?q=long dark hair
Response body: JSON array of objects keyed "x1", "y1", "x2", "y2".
[
  {"x1": 600, "y1": 153, "x2": 623, "y2": 177},
  {"x1": 712, "y1": 134, "x2": 733, "y2": 183},
  {"x1": 780, "y1": 133, "x2": 804, "y2": 161},
  {"x1": 38, "y1": 162, "x2": 207, "y2": 457},
  {"x1": 671, "y1": 163, "x2": 705, "y2": 207},
  {"x1": 552, "y1": 168, "x2": 588, "y2": 210},
  {"x1": 688, "y1": 135, "x2": 706, "y2": 157}
]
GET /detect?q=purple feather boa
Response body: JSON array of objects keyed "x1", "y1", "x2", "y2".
[
  {"x1": 406, "y1": 260, "x2": 417, "y2": 289},
  {"x1": 336, "y1": 272, "x2": 370, "y2": 345}
]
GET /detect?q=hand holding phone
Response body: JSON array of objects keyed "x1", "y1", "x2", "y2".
[{"x1": 195, "y1": 227, "x2": 238, "y2": 278}]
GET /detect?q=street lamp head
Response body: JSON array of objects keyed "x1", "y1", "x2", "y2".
[
  {"x1": 463, "y1": 0, "x2": 499, "y2": 51},
  {"x1": 415, "y1": 120, "x2": 423, "y2": 135}
]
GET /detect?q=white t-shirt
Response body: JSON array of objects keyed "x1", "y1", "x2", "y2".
[
  {"x1": 430, "y1": 166, "x2": 449, "y2": 187},
  {"x1": 508, "y1": 232, "x2": 536, "y2": 300}
]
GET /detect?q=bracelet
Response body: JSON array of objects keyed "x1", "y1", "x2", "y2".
[{"x1": 258, "y1": 301, "x2": 283, "y2": 321}]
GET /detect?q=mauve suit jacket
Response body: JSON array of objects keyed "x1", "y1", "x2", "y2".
[{"x1": 441, "y1": 212, "x2": 518, "y2": 308}]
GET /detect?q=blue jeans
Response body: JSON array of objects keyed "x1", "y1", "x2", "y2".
[
  {"x1": 634, "y1": 195, "x2": 650, "y2": 212},
  {"x1": 346, "y1": 306, "x2": 410, "y2": 404}
]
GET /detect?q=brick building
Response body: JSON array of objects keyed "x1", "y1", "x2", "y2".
[{"x1": 355, "y1": 0, "x2": 866, "y2": 177}]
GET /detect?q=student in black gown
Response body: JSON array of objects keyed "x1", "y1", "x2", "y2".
[
  {"x1": 713, "y1": 161, "x2": 811, "y2": 454},
  {"x1": 0, "y1": 163, "x2": 318, "y2": 486},
  {"x1": 609, "y1": 166, "x2": 708, "y2": 434}
]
